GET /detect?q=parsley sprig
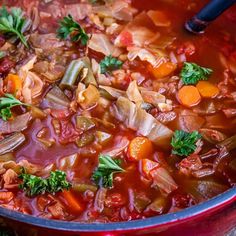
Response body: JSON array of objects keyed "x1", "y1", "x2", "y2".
[
  {"x1": 57, "y1": 15, "x2": 89, "y2": 45},
  {"x1": 180, "y1": 62, "x2": 213, "y2": 85},
  {"x1": 100, "y1": 55, "x2": 123, "y2": 74},
  {"x1": 92, "y1": 154, "x2": 124, "y2": 188},
  {"x1": 0, "y1": 94, "x2": 28, "y2": 121},
  {"x1": 0, "y1": 7, "x2": 28, "y2": 47},
  {"x1": 19, "y1": 169, "x2": 71, "y2": 197},
  {"x1": 171, "y1": 130, "x2": 201, "y2": 156}
]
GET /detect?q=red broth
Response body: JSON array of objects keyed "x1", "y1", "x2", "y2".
[{"x1": 0, "y1": 0, "x2": 235, "y2": 222}]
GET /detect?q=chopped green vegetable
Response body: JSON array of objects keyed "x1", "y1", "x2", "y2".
[
  {"x1": 100, "y1": 55, "x2": 123, "y2": 74},
  {"x1": 171, "y1": 130, "x2": 201, "y2": 156},
  {"x1": 57, "y1": 14, "x2": 89, "y2": 45},
  {"x1": 0, "y1": 94, "x2": 28, "y2": 121},
  {"x1": 0, "y1": 51, "x2": 6, "y2": 59},
  {"x1": 0, "y1": 7, "x2": 28, "y2": 47},
  {"x1": 180, "y1": 62, "x2": 213, "y2": 85},
  {"x1": 19, "y1": 169, "x2": 71, "y2": 196},
  {"x1": 92, "y1": 154, "x2": 124, "y2": 188}
]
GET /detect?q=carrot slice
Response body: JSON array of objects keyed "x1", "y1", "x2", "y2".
[
  {"x1": 178, "y1": 85, "x2": 201, "y2": 107},
  {"x1": 141, "y1": 159, "x2": 159, "y2": 178},
  {"x1": 128, "y1": 137, "x2": 153, "y2": 161},
  {"x1": 196, "y1": 81, "x2": 219, "y2": 98},
  {"x1": 61, "y1": 190, "x2": 82, "y2": 212},
  {"x1": 149, "y1": 62, "x2": 177, "y2": 79},
  {"x1": 5, "y1": 74, "x2": 22, "y2": 94}
]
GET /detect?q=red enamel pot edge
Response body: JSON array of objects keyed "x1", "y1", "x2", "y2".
[{"x1": 0, "y1": 187, "x2": 235, "y2": 235}]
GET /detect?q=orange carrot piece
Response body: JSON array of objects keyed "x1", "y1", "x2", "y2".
[
  {"x1": 61, "y1": 190, "x2": 82, "y2": 212},
  {"x1": 149, "y1": 62, "x2": 177, "y2": 79},
  {"x1": 177, "y1": 85, "x2": 201, "y2": 107},
  {"x1": 196, "y1": 81, "x2": 219, "y2": 98},
  {"x1": 5, "y1": 74, "x2": 22, "y2": 94},
  {"x1": 128, "y1": 137, "x2": 153, "y2": 161},
  {"x1": 141, "y1": 159, "x2": 159, "y2": 178}
]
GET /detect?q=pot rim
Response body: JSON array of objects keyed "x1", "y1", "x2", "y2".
[{"x1": 0, "y1": 188, "x2": 235, "y2": 232}]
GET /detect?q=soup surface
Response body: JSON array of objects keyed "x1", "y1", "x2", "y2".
[{"x1": 0, "y1": 0, "x2": 235, "y2": 222}]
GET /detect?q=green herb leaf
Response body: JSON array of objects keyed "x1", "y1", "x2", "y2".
[
  {"x1": 100, "y1": 55, "x2": 123, "y2": 74},
  {"x1": 0, "y1": 7, "x2": 28, "y2": 47},
  {"x1": 180, "y1": 62, "x2": 213, "y2": 85},
  {"x1": 19, "y1": 169, "x2": 71, "y2": 197},
  {"x1": 0, "y1": 93, "x2": 28, "y2": 121},
  {"x1": 171, "y1": 130, "x2": 201, "y2": 156},
  {"x1": 57, "y1": 14, "x2": 89, "y2": 45},
  {"x1": 92, "y1": 154, "x2": 124, "y2": 188}
]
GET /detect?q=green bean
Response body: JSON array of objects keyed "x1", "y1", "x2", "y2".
[
  {"x1": 60, "y1": 59, "x2": 84, "y2": 89},
  {"x1": 72, "y1": 183, "x2": 97, "y2": 193},
  {"x1": 60, "y1": 57, "x2": 97, "y2": 89}
]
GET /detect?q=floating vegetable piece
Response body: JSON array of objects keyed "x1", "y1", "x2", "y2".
[
  {"x1": 5, "y1": 74, "x2": 22, "y2": 94},
  {"x1": 128, "y1": 137, "x2": 153, "y2": 161},
  {"x1": 147, "y1": 10, "x2": 171, "y2": 27},
  {"x1": 0, "y1": 7, "x2": 28, "y2": 47},
  {"x1": 96, "y1": 131, "x2": 112, "y2": 145},
  {"x1": 180, "y1": 62, "x2": 213, "y2": 85},
  {"x1": 60, "y1": 57, "x2": 97, "y2": 89},
  {"x1": 114, "y1": 97, "x2": 173, "y2": 149},
  {"x1": 57, "y1": 14, "x2": 89, "y2": 45},
  {"x1": 196, "y1": 81, "x2": 219, "y2": 98},
  {"x1": 76, "y1": 116, "x2": 96, "y2": 131},
  {"x1": 149, "y1": 62, "x2": 177, "y2": 78},
  {"x1": 100, "y1": 55, "x2": 123, "y2": 74},
  {"x1": 92, "y1": 154, "x2": 124, "y2": 188},
  {"x1": 0, "y1": 132, "x2": 25, "y2": 155},
  {"x1": 77, "y1": 84, "x2": 100, "y2": 109},
  {"x1": 0, "y1": 94, "x2": 29, "y2": 121},
  {"x1": 150, "y1": 167, "x2": 178, "y2": 195},
  {"x1": 75, "y1": 133, "x2": 95, "y2": 148},
  {"x1": 171, "y1": 130, "x2": 201, "y2": 157},
  {"x1": 45, "y1": 86, "x2": 70, "y2": 109},
  {"x1": 178, "y1": 85, "x2": 201, "y2": 107},
  {"x1": 19, "y1": 169, "x2": 71, "y2": 196}
]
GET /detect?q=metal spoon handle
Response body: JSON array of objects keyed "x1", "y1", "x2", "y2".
[{"x1": 185, "y1": 0, "x2": 236, "y2": 34}]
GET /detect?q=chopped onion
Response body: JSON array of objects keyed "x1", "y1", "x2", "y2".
[
  {"x1": 0, "y1": 113, "x2": 32, "y2": 134},
  {"x1": 0, "y1": 133, "x2": 25, "y2": 155}
]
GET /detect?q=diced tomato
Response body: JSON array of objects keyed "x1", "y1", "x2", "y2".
[
  {"x1": 105, "y1": 193, "x2": 126, "y2": 208},
  {"x1": 128, "y1": 137, "x2": 153, "y2": 161},
  {"x1": 50, "y1": 109, "x2": 71, "y2": 119},
  {"x1": 141, "y1": 159, "x2": 159, "y2": 178},
  {"x1": 119, "y1": 31, "x2": 133, "y2": 47}
]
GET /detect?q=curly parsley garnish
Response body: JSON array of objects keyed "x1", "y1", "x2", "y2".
[
  {"x1": 57, "y1": 14, "x2": 89, "y2": 45},
  {"x1": 0, "y1": 94, "x2": 28, "y2": 121},
  {"x1": 0, "y1": 7, "x2": 28, "y2": 47},
  {"x1": 19, "y1": 169, "x2": 71, "y2": 197},
  {"x1": 100, "y1": 55, "x2": 123, "y2": 74},
  {"x1": 180, "y1": 62, "x2": 213, "y2": 85},
  {"x1": 171, "y1": 130, "x2": 201, "y2": 156},
  {"x1": 92, "y1": 154, "x2": 124, "y2": 188}
]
